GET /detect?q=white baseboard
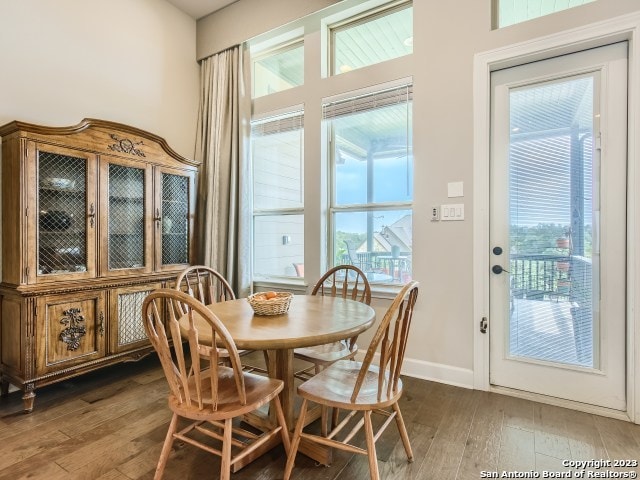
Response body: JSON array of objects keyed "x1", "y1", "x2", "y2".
[{"x1": 355, "y1": 352, "x2": 474, "y2": 390}]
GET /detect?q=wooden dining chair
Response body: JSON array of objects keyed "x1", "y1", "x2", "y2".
[
  {"x1": 142, "y1": 288, "x2": 290, "y2": 480},
  {"x1": 284, "y1": 281, "x2": 419, "y2": 480},
  {"x1": 175, "y1": 265, "x2": 265, "y2": 373},
  {"x1": 175, "y1": 265, "x2": 236, "y2": 304},
  {"x1": 293, "y1": 265, "x2": 371, "y2": 380}
]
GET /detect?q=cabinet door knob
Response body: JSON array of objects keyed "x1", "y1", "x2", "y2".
[{"x1": 154, "y1": 208, "x2": 162, "y2": 226}]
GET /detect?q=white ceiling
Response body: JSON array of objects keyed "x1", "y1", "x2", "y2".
[{"x1": 165, "y1": 0, "x2": 237, "y2": 19}]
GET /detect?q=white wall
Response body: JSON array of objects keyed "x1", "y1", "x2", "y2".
[
  {"x1": 0, "y1": 0, "x2": 199, "y2": 159},
  {"x1": 197, "y1": 0, "x2": 640, "y2": 388}
]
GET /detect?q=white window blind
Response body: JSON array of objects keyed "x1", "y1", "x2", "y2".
[
  {"x1": 251, "y1": 111, "x2": 304, "y2": 136},
  {"x1": 323, "y1": 84, "x2": 413, "y2": 119}
]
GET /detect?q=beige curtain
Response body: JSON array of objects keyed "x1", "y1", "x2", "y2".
[{"x1": 194, "y1": 45, "x2": 251, "y2": 297}]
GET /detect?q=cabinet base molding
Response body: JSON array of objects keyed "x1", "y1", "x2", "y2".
[{"x1": 1, "y1": 345, "x2": 155, "y2": 412}]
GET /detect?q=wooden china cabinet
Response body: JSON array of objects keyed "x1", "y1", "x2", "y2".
[{"x1": 0, "y1": 119, "x2": 199, "y2": 411}]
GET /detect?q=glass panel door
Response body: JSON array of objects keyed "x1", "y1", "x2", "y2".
[
  {"x1": 99, "y1": 157, "x2": 152, "y2": 277},
  {"x1": 489, "y1": 43, "x2": 627, "y2": 410},
  {"x1": 508, "y1": 76, "x2": 595, "y2": 367},
  {"x1": 109, "y1": 164, "x2": 145, "y2": 269},
  {"x1": 160, "y1": 171, "x2": 191, "y2": 267},
  {"x1": 36, "y1": 145, "x2": 96, "y2": 281}
]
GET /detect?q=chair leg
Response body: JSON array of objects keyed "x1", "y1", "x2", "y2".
[
  {"x1": 220, "y1": 418, "x2": 233, "y2": 480},
  {"x1": 392, "y1": 402, "x2": 413, "y2": 461},
  {"x1": 284, "y1": 398, "x2": 308, "y2": 480},
  {"x1": 155, "y1": 413, "x2": 178, "y2": 480},
  {"x1": 273, "y1": 394, "x2": 291, "y2": 454},
  {"x1": 363, "y1": 410, "x2": 380, "y2": 480}
]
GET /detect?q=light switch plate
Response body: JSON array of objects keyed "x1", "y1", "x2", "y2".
[{"x1": 441, "y1": 203, "x2": 464, "y2": 221}]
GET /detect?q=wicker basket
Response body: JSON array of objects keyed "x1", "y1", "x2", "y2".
[{"x1": 247, "y1": 292, "x2": 293, "y2": 316}]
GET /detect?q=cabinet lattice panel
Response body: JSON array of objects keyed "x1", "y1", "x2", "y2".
[{"x1": 117, "y1": 290, "x2": 152, "y2": 346}]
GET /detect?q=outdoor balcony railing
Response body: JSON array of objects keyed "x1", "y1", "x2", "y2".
[
  {"x1": 340, "y1": 251, "x2": 589, "y2": 293},
  {"x1": 509, "y1": 253, "x2": 591, "y2": 304},
  {"x1": 509, "y1": 253, "x2": 593, "y2": 365},
  {"x1": 341, "y1": 251, "x2": 412, "y2": 283}
]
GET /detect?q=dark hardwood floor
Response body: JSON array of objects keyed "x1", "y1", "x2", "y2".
[{"x1": 1, "y1": 352, "x2": 640, "y2": 479}]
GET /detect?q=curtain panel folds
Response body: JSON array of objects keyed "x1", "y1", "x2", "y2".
[{"x1": 195, "y1": 45, "x2": 251, "y2": 297}]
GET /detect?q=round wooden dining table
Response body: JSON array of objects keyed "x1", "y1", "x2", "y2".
[{"x1": 178, "y1": 294, "x2": 376, "y2": 429}]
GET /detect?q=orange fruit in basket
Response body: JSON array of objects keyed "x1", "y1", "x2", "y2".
[{"x1": 265, "y1": 291, "x2": 277, "y2": 300}]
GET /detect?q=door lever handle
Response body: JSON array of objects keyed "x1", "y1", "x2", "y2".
[{"x1": 492, "y1": 265, "x2": 509, "y2": 274}]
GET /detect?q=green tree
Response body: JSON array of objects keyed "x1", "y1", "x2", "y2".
[{"x1": 510, "y1": 223, "x2": 592, "y2": 256}]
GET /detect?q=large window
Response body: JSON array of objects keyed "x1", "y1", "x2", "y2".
[
  {"x1": 252, "y1": 40, "x2": 304, "y2": 98},
  {"x1": 248, "y1": 0, "x2": 414, "y2": 287},
  {"x1": 325, "y1": 84, "x2": 413, "y2": 284},
  {"x1": 495, "y1": 0, "x2": 596, "y2": 28},
  {"x1": 251, "y1": 111, "x2": 304, "y2": 278},
  {"x1": 330, "y1": 1, "x2": 412, "y2": 76}
]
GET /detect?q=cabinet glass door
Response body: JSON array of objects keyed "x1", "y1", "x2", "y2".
[
  {"x1": 101, "y1": 158, "x2": 152, "y2": 276},
  {"x1": 155, "y1": 168, "x2": 194, "y2": 270},
  {"x1": 35, "y1": 145, "x2": 96, "y2": 281}
]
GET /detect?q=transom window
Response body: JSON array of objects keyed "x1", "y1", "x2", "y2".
[
  {"x1": 330, "y1": 1, "x2": 413, "y2": 76},
  {"x1": 252, "y1": 40, "x2": 304, "y2": 98},
  {"x1": 495, "y1": 0, "x2": 596, "y2": 28}
]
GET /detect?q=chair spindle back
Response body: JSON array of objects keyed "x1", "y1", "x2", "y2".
[
  {"x1": 175, "y1": 266, "x2": 235, "y2": 311},
  {"x1": 311, "y1": 265, "x2": 371, "y2": 305},
  {"x1": 142, "y1": 288, "x2": 247, "y2": 410},
  {"x1": 350, "y1": 281, "x2": 419, "y2": 403}
]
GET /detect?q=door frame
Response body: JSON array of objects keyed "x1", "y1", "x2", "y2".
[{"x1": 473, "y1": 13, "x2": 640, "y2": 422}]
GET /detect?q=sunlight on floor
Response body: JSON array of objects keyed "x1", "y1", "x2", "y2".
[{"x1": 509, "y1": 298, "x2": 593, "y2": 367}]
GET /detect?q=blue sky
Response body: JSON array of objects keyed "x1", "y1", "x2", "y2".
[{"x1": 335, "y1": 155, "x2": 413, "y2": 234}]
